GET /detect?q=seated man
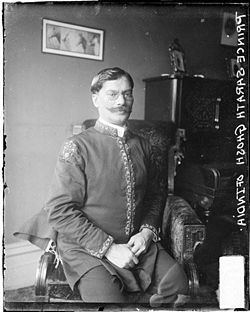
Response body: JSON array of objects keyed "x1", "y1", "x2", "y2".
[{"x1": 42, "y1": 67, "x2": 188, "y2": 305}]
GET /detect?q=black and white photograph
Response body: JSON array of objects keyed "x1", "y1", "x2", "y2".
[{"x1": 2, "y1": 2, "x2": 249, "y2": 312}]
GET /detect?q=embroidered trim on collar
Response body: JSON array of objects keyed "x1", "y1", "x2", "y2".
[
  {"x1": 95, "y1": 120, "x2": 119, "y2": 137},
  {"x1": 94, "y1": 120, "x2": 132, "y2": 140},
  {"x1": 98, "y1": 118, "x2": 126, "y2": 137}
]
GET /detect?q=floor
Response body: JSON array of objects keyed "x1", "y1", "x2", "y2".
[{"x1": 4, "y1": 285, "x2": 219, "y2": 311}]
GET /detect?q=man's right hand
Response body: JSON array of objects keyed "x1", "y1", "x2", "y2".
[{"x1": 105, "y1": 243, "x2": 139, "y2": 269}]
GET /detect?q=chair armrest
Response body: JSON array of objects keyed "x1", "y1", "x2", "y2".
[
  {"x1": 35, "y1": 251, "x2": 81, "y2": 301},
  {"x1": 161, "y1": 195, "x2": 205, "y2": 297},
  {"x1": 162, "y1": 195, "x2": 206, "y2": 264},
  {"x1": 35, "y1": 252, "x2": 55, "y2": 296}
]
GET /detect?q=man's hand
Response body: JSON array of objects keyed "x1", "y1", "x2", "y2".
[
  {"x1": 105, "y1": 243, "x2": 139, "y2": 269},
  {"x1": 127, "y1": 228, "x2": 154, "y2": 257}
]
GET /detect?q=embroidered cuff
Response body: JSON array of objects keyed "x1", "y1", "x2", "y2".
[
  {"x1": 85, "y1": 235, "x2": 114, "y2": 259},
  {"x1": 140, "y1": 224, "x2": 161, "y2": 242}
]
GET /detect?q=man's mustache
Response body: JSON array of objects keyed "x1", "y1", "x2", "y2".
[{"x1": 108, "y1": 106, "x2": 132, "y2": 113}]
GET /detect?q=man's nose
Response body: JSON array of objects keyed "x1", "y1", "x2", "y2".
[{"x1": 115, "y1": 93, "x2": 126, "y2": 105}]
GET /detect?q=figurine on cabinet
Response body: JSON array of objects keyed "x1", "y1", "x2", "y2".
[{"x1": 169, "y1": 38, "x2": 187, "y2": 76}]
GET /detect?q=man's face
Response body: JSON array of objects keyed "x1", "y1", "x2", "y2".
[{"x1": 92, "y1": 76, "x2": 134, "y2": 126}]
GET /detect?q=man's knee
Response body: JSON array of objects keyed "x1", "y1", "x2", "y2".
[
  {"x1": 77, "y1": 266, "x2": 127, "y2": 302},
  {"x1": 154, "y1": 249, "x2": 189, "y2": 296},
  {"x1": 149, "y1": 262, "x2": 189, "y2": 307},
  {"x1": 158, "y1": 262, "x2": 189, "y2": 296}
]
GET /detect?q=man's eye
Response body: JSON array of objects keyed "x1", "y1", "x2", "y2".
[
  {"x1": 107, "y1": 92, "x2": 117, "y2": 98},
  {"x1": 124, "y1": 92, "x2": 133, "y2": 98}
]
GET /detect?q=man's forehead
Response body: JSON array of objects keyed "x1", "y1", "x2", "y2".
[{"x1": 102, "y1": 77, "x2": 132, "y2": 90}]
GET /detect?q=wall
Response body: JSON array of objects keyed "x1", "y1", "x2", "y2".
[{"x1": 4, "y1": 3, "x2": 237, "y2": 245}]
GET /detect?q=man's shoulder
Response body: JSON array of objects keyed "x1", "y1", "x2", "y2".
[
  {"x1": 66, "y1": 126, "x2": 97, "y2": 144},
  {"x1": 58, "y1": 127, "x2": 97, "y2": 163},
  {"x1": 60, "y1": 127, "x2": 97, "y2": 152}
]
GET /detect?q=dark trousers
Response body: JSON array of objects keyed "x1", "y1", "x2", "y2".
[{"x1": 77, "y1": 249, "x2": 188, "y2": 304}]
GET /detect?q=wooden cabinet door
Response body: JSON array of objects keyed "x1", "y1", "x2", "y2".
[{"x1": 180, "y1": 77, "x2": 236, "y2": 136}]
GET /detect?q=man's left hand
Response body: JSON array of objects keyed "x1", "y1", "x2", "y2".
[{"x1": 127, "y1": 228, "x2": 154, "y2": 257}]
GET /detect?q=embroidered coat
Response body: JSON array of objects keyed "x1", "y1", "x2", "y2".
[{"x1": 15, "y1": 120, "x2": 167, "y2": 291}]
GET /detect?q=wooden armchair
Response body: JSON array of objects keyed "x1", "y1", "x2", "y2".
[{"x1": 34, "y1": 119, "x2": 206, "y2": 302}]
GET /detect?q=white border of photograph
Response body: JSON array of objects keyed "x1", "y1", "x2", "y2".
[{"x1": 42, "y1": 19, "x2": 104, "y2": 61}]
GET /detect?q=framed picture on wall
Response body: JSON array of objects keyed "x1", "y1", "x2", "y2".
[
  {"x1": 220, "y1": 12, "x2": 237, "y2": 46},
  {"x1": 42, "y1": 19, "x2": 104, "y2": 60}
]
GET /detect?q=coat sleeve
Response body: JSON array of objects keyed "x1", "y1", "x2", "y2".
[
  {"x1": 45, "y1": 138, "x2": 114, "y2": 259},
  {"x1": 140, "y1": 142, "x2": 167, "y2": 242}
]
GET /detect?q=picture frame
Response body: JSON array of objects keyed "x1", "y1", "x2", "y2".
[
  {"x1": 220, "y1": 12, "x2": 237, "y2": 46},
  {"x1": 42, "y1": 19, "x2": 104, "y2": 61},
  {"x1": 169, "y1": 38, "x2": 186, "y2": 74}
]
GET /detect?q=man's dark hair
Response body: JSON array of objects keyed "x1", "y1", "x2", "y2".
[{"x1": 90, "y1": 67, "x2": 134, "y2": 94}]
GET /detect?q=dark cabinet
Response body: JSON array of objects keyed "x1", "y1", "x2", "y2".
[
  {"x1": 144, "y1": 76, "x2": 236, "y2": 135},
  {"x1": 144, "y1": 76, "x2": 237, "y2": 164}
]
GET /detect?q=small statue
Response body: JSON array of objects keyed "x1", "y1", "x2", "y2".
[{"x1": 169, "y1": 38, "x2": 186, "y2": 75}]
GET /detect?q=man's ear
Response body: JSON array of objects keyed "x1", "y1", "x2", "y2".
[{"x1": 92, "y1": 93, "x2": 99, "y2": 108}]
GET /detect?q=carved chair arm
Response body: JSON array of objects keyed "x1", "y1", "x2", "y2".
[
  {"x1": 162, "y1": 195, "x2": 205, "y2": 261},
  {"x1": 161, "y1": 195, "x2": 206, "y2": 297},
  {"x1": 35, "y1": 251, "x2": 82, "y2": 301}
]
